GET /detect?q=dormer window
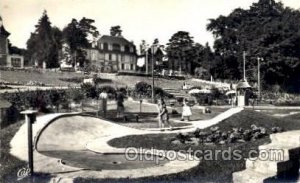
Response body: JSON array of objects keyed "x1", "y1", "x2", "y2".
[
  {"x1": 130, "y1": 47, "x2": 134, "y2": 53},
  {"x1": 103, "y1": 43, "x2": 108, "y2": 50},
  {"x1": 112, "y1": 44, "x2": 120, "y2": 51},
  {"x1": 121, "y1": 46, "x2": 125, "y2": 52},
  {"x1": 108, "y1": 44, "x2": 112, "y2": 51},
  {"x1": 125, "y1": 45, "x2": 130, "y2": 52}
]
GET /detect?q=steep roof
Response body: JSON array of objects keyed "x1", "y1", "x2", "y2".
[
  {"x1": 0, "y1": 16, "x2": 10, "y2": 37},
  {"x1": 98, "y1": 35, "x2": 134, "y2": 46}
]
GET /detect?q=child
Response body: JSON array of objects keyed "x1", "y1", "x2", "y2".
[
  {"x1": 181, "y1": 98, "x2": 192, "y2": 121},
  {"x1": 157, "y1": 99, "x2": 172, "y2": 130}
]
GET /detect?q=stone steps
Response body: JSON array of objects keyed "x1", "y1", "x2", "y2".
[
  {"x1": 233, "y1": 168, "x2": 274, "y2": 183},
  {"x1": 232, "y1": 130, "x2": 300, "y2": 182}
]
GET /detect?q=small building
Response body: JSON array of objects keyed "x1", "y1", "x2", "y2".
[
  {"x1": 138, "y1": 45, "x2": 167, "y2": 74},
  {"x1": 0, "y1": 16, "x2": 24, "y2": 68},
  {"x1": 7, "y1": 54, "x2": 24, "y2": 68},
  {"x1": 236, "y1": 79, "x2": 252, "y2": 106}
]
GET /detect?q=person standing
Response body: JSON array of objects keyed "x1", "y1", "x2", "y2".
[
  {"x1": 181, "y1": 98, "x2": 192, "y2": 121},
  {"x1": 99, "y1": 89, "x2": 108, "y2": 117},
  {"x1": 157, "y1": 99, "x2": 172, "y2": 130},
  {"x1": 116, "y1": 90, "x2": 125, "y2": 118}
]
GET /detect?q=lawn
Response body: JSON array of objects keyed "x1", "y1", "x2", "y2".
[
  {"x1": 102, "y1": 74, "x2": 222, "y2": 90},
  {"x1": 0, "y1": 121, "x2": 52, "y2": 182},
  {"x1": 1, "y1": 70, "x2": 223, "y2": 91},
  {"x1": 1, "y1": 70, "x2": 83, "y2": 86},
  {"x1": 104, "y1": 110, "x2": 300, "y2": 182}
]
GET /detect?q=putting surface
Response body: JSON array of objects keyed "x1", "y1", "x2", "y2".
[
  {"x1": 35, "y1": 115, "x2": 139, "y2": 151},
  {"x1": 40, "y1": 150, "x2": 169, "y2": 170}
]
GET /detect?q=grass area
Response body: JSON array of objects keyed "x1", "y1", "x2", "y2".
[
  {"x1": 106, "y1": 74, "x2": 220, "y2": 90},
  {"x1": 104, "y1": 110, "x2": 300, "y2": 182},
  {"x1": 283, "y1": 113, "x2": 300, "y2": 121},
  {"x1": 1, "y1": 70, "x2": 221, "y2": 90},
  {"x1": 1, "y1": 70, "x2": 83, "y2": 86},
  {"x1": 256, "y1": 109, "x2": 300, "y2": 118},
  {"x1": 0, "y1": 121, "x2": 52, "y2": 182},
  {"x1": 0, "y1": 121, "x2": 27, "y2": 182}
]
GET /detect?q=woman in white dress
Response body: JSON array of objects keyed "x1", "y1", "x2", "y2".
[{"x1": 181, "y1": 98, "x2": 192, "y2": 121}]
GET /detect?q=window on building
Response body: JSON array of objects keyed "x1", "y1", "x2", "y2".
[
  {"x1": 130, "y1": 47, "x2": 134, "y2": 53},
  {"x1": 131, "y1": 56, "x2": 135, "y2": 62},
  {"x1": 109, "y1": 54, "x2": 112, "y2": 60},
  {"x1": 121, "y1": 55, "x2": 125, "y2": 61},
  {"x1": 112, "y1": 44, "x2": 120, "y2": 51},
  {"x1": 125, "y1": 45, "x2": 130, "y2": 52},
  {"x1": 103, "y1": 43, "x2": 108, "y2": 50},
  {"x1": 121, "y1": 46, "x2": 125, "y2": 52},
  {"x1": 11, "y1": 58, "x2": 21, "y2": 67},
  {"x1": 121, "y1": 63, "x2": 125, "y2": 70},
  {"x1": 108, "y1": 44, "x2": 113, "y2": 51},
  {"x1": 130, "y1": 64, "x2": 134, "y2": 70}
]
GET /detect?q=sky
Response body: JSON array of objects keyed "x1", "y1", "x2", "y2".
[{"x1": 1, "y1": 0, "x2": 300, "y2": 49}]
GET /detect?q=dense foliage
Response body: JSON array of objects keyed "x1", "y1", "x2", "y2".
[
  {"x1": 62, "y1": 17, "x2": 99, "y2": 67},
  {"x1": 207, "y1": 0, "x2": 300, "y2": 92},
  {"x1": 133, "y1": 81, "x2": 174, "y2": 99},
  {"x1": 26, "y1": 11, "x2": 62, "y2": 68}
]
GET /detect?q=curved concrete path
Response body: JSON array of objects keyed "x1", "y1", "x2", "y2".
[{"x1": 10, "y1": 107, "x2": 243, "y2": 182}]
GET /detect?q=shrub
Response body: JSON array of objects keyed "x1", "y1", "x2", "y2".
[
  {"x1": 67, "y1": 87, "x2": 85, "y2": 103},
  {"x1": 133, "y1": 81, "x2": 174, "y2": 99},
  {"x1": 59, "y1": 77, "x2": 112, "y2": 84},
  {"x1": 97, "y1": 85, "x2": 117, "y2": 98},
  {"x1": 81, "y1": 83, "x2": 98, "y2": 99},
  {"x1": 117, "y1": 72, "x2": 186, "y2": 80}
]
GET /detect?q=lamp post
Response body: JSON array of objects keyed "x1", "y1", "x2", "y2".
[
  {"x1": 243, "y1": 51, "x2": 246, "y2": 80},
  {"x1": 151, "y1": 45, "x2": 155, "y2": 103},
  {"x1": 257, "y1": 57, "x2": 263, "y2": 100},
  {"x1": 21, "y1": 110, "x2": 38, "y2": 176},
  {"x1": 145, "y1": 44, "x2": 149, "y2": 75}
]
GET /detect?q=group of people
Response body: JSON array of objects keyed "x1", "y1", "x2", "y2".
[
  {"x1": 99, "y1": 89, "x2": 193, "y2": 130},
  {"x1": 98, "y1": 89, "x2": 125, "y2": 118},
  {"x1": 157, "y1": 98, "x2": 192, "y2": 130}
]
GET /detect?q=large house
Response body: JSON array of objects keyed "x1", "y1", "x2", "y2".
[
  {"x1": 0, "y1": 16, "x2": 24, "y2": 68},
  {"x1": 85, "y1": 35, "x2": 137, "y2": 73}
]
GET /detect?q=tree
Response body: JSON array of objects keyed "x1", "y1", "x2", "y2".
[
  {"x1": 110, "y1": 25, "x2": 122, "y2": 37},
  {"x1": 153, "y1": 38, "x2": 159, "y2": 45},
  {"x1": 166, "y1": 31, "x2": 196, "y2": 74},
  {"x1": 62, "y1": 17, "x2": 99, "y2": 67},
  {"x1": 26, "y1": 10, "x2": 61, "y2": 68},
  {"x1": 207, "y1": 0, "x2": 300, "y2": 92}
]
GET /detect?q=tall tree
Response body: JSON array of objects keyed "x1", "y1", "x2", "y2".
[
  {"x1": 26, "y1": 10, "x2": 61, "y2": 68},
  {"x1": 166, "y1": 31, "x2": 195, "y2": 74},
  {"x1": 207, "y1": 0, "x2": 300, "y2": 92},
  {"x1": 110, "y1": 25, "x2": 122, "y2": 37},
  {"x1": 62, "y1": 17, "x2": 99, "y2": 67}
]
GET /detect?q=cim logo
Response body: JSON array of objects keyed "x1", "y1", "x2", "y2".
[{"x1": 17, "y1": 167, "x2": 30, "y2": 181}]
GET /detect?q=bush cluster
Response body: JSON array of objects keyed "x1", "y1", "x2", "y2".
[
  {"x1": 173, "y1": 125, "x2": 283, "y2": 145},
  {"x1": 132, "y1": 81, "x2": 174, "y2": 99},
  {"x1": 117, "y1": 72, "x2": 186, "y2": 80},
  {"x1": 59, "y1": 76, "x2": 112, "y2": 84}
]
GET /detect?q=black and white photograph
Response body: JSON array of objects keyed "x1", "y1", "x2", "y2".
[{"x1": 1, "y1": 0, "x2": 300, "y2": 182}]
